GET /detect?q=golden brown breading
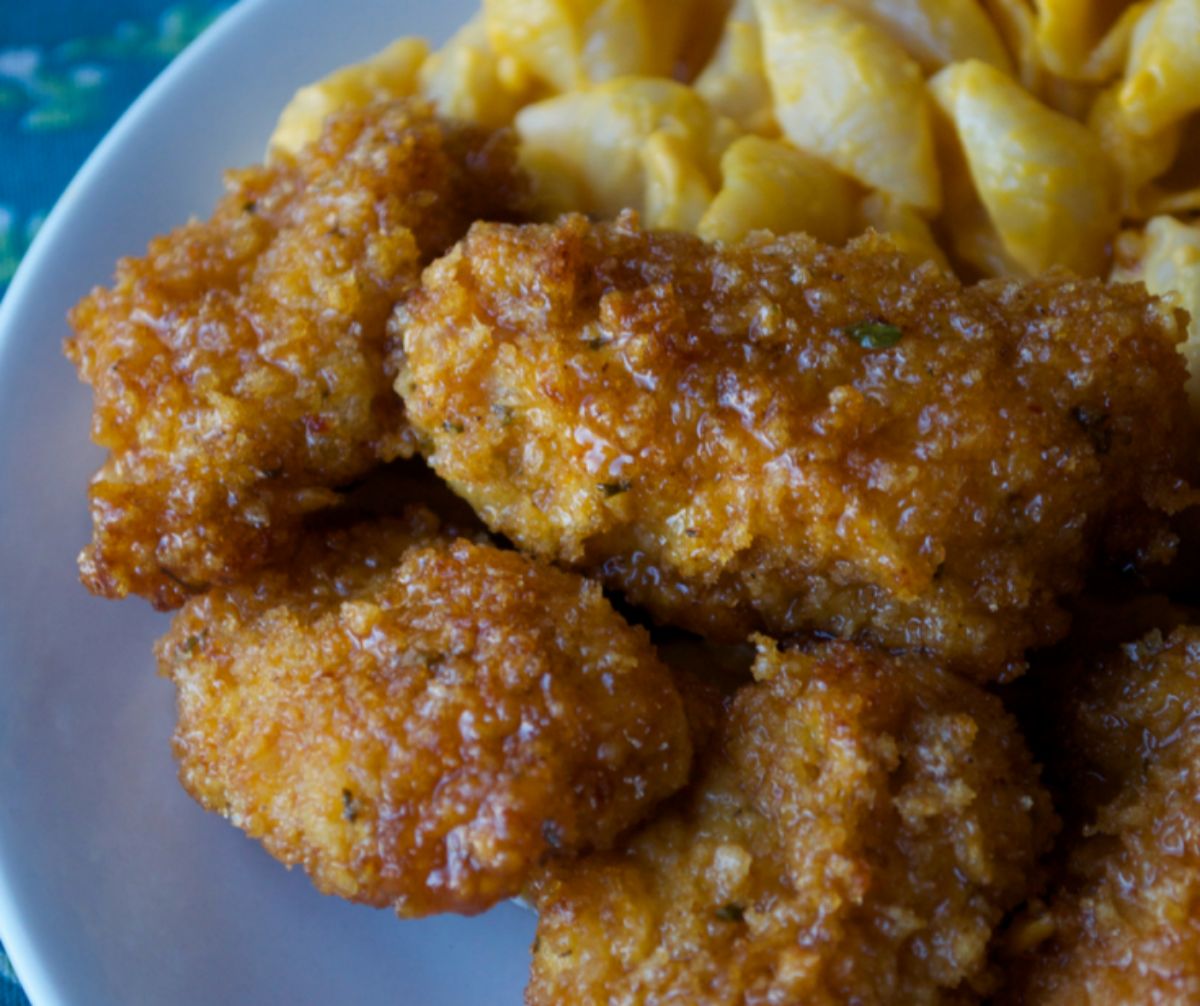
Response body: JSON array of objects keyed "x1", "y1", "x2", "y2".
[
  {"x1": 66, "y1": 99, "x2": 528, "y2": 609},
  {"x1": 159, "y1": 509, "x2": 690, "y2": 918},
  {"x1": 396, "y1": 213, "x2": 1198, "y2": 680},
  {"x1": 1008, "y1": 592, "x2": 1200, "y2": 826},
  {"x1": 1005, "y1": 627, "x2": 1200, "y2": 1003},
  {"x1": 527, "y1": 638, "x2": 1056, "y2": 1005}
]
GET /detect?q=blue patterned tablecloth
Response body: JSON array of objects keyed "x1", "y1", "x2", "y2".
[{"x1": 0, "y1": 6, "x2": 234, "y2": 999}]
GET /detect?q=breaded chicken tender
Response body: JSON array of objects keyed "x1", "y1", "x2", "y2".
[
  {"x1": 66, "y1": 99, "x2": 528, "y2": 609},
  {"x1": 528, "y1": 638, "x2": 1056, "y2": 1004},
  {"x1": 1008, "y1": 592, "x2": 1200, "y2": 825},
  {"x1": 1005, "y1": 627, "x2": 1200, "y2": 1003},
  {"x1": 159, "y1": 508, "x2": 690, "y2": 917},
  {"x1": 397, "y1": 213, "x2": 1198, "y2": 679}
]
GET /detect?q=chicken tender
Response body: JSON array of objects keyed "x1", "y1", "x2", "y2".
[
  {"x1": 1005, "y1": 626, "x2": 1200, "y2": 1003},
  {"x1": 397, "y1": 213, "x2": 1198, "y2": 679},
  {"x1": 66, "y1": 99, "x2": 528, "y2": 609},
  {"x1": 1008, "y1": 591, "x2": 1200, "y2": 827},
  {"x1": 159, "y1": 509, "x2": 690, "y2": 918},
  {"x1": 528, "y1": 638, "x2": 1056, "y2": 1004}
]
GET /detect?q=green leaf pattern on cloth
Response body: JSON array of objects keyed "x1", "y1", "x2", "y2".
[
  {"x1": 0, "y1": 208, "x2": 43, "y2": 287},
  {"x1": 0, "y1": 2, "x2": 230, "y2": 289}
]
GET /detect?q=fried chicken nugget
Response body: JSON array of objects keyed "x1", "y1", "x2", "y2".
[
  {"x1": 397, "y1": 213, "x2": 1198, "y2": 679},
  {"x1": 1005, "y1": 626, "x2": 1200, "y2": 1003},
  {"x1": 528, "y1": 638, "x2": 1056, "y2": 1004},
  {"x1": 66, "y1": 99, "x2": 528, "y2": 609},
  {"x1": 158, "y1": 508, "x2": 690, "y2": 917}
]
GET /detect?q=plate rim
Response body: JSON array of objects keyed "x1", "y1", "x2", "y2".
[
  {"x1": 0, "y1": 3, "x2": 531, "y2": 1002},
  {"x1": 0, "y1": 0, "x2": 269, "y2": 387},
  {"x1": 0, "y1": 1, "x2": 278, "y2": 1001}
]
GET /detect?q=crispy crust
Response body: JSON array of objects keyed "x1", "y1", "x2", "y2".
[
  {"x1": 66, "y1": 99, "x2": 528, "y2": 608},
  {"x1": 527, "y1": 638, "x2": 1056, "y2": 1004},
  {"x1": 159, "y1": 510, "x2": 690, "y2": 917},
  {"x1": 396, "y1": 213, "x2": 1197, "y2": 679},
  {"x1": 1005, "y1": 626, "x2": 1200, "y2": 1003}
]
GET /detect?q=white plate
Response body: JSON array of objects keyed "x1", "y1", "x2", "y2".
[{"x1": 0, "y1": 2, "x2": 536, "y2": 1003}]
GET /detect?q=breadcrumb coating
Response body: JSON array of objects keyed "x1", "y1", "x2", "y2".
[
  {"x1": 1005, "y1": 627, "x2": 1200, "y2": 1003},
  {"x1": 528, "y1": 638, "x2": 1056, "y2": 1005},
  {"x1": 66, "y1": 99, "x2": 528, "y2": 608},
  {"x1": 159, "y1": 510, "x2": 690, "y2": 917},
  {"x1": 397, "y1": 213, "x2": 1197, "y2": 679}
]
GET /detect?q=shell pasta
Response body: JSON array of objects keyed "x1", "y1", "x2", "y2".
[{"x1": 271, "y1": 0, "x2": 1200, "y2": 403}]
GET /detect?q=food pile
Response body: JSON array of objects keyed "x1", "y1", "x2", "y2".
[{"x1": 67, "y1": 1, "x2": 1200, "y2": 1002}]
